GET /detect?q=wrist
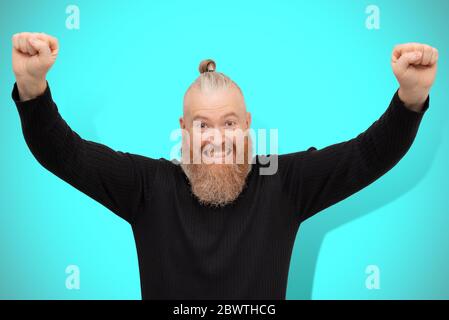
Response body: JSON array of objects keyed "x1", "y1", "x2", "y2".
[
  {"x1": 398, "y1": 87, "x2": 429, "y2": 112},
  {"x1": 16, "y1": 76, "x2": 47, "y2": 101}
]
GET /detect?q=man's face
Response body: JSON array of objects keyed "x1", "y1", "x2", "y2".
[{"x1": 179, "y1": 84, "x2": 253, "y2": 207}]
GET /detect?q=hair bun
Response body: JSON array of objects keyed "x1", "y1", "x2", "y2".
[{"x1": 199, "y1": 59, "x2": 216, "y2": 74}]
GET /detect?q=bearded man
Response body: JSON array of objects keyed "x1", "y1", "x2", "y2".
[{"x1": 10, "y1": 32, "x2": 438, "y2": 299}]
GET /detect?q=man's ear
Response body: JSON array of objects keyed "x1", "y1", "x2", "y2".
[
  {"x1": 179, "y1": 117, "x2": 185, "y2": 129},
  {"x1": 246, "y1": 112, "x2": 252, "y2": 129}
]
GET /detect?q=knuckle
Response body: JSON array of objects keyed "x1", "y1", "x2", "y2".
[{"x1": 394, "y1": 44, "x2": 404, "y2": 51}]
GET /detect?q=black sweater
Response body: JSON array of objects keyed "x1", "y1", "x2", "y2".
[{"x1": 12, "y1": 82, "x2": 429, "y2": 299}]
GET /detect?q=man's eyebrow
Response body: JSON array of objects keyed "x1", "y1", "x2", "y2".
[
  {"x1": 191, "y1": 112, "x2": 239, "y2": 121},
  {"x1": 221, "y1": 112, "x2": 239, "y2": 119},
  {"x1": 192, "y1": 115, "x2": 210, "y2": 121}
]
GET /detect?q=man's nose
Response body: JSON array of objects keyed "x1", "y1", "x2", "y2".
[{"x1": 203, "y1": 127, "x2": 227, "y2": 144}]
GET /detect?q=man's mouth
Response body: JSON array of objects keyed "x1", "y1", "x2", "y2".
[{"x1": 202, "y1": 144, "x2": 233, "y2": 160}]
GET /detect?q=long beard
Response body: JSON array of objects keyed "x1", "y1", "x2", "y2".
[{"x1": 180, "y1": 138, "x2": 253, "y2": 208}]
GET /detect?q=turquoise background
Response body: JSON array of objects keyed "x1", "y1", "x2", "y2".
[{"x1": 0, "y1": 0, "x2": 448, "y2": 299}]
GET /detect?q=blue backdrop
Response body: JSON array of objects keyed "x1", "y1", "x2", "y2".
[{"x1": 0, "y1": 0, "x2": 448, "y2": 299}]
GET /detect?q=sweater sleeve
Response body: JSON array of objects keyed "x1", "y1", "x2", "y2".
[
  {"x1": 279, "y1": 90, "x2": 430, "y2": 222},
  {"x1": 12, "y1": 82, "x2": 156, "y2": 225}
]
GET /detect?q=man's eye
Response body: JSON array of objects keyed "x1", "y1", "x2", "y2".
[
  {"x1": 200, "y1": 122, "x2": 208, "y2": 129},
  {"x1": 225, "y1": 121, "x2": 236, "y2": 127}
]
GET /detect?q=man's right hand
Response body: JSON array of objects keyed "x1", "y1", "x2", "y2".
[{"x1": 12, "y1": 32, "x2": 59, "y2": 101}]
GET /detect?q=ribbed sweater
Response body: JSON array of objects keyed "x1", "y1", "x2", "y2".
[{"x1": 12, "y1": 82, "x2": 429, "y2": 299}]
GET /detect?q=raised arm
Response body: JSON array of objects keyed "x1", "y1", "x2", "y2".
[
  {"x1": 11, "y1": 32, "x2": 155, "y2": 224},
  {"x1": 279, "y1": 42, "x2": 438, "y2": 222}
]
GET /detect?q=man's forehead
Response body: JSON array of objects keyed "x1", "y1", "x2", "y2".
[{"x1": 184, "y1": 85, "x2": 246, "y2": 116}]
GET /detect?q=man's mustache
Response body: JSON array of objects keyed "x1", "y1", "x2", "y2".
[
  {"x1": 201, "y1": 142, "x2": 234, "y2": 155},
  {"x1": 181, "y1": 134, "x2": 252, "y2": 165}
]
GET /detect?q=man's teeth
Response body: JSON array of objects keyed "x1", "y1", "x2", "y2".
[{"x1": 204, "y1": 146, "x2": 232, "y2": 158}]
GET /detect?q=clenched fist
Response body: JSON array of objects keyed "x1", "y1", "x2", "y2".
[
  {"x1": 392, "y1": 43, "x2": 439, "y2": 111},
  {"x1": 12, "y1": 32, "x2": 59, "y2": 101}
]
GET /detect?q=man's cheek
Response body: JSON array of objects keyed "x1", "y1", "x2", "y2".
[{"x1": 191, "y1": 142, "x2": 206, "y2": 164}]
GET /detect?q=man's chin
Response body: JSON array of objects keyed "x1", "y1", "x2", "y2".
[{"x1": 180, "y1": 161, "x2": 252, "y2": 208}]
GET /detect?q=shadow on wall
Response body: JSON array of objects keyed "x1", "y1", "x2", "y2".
[{"x1": 286, "y1": 96, "x2": 446, "y2": 300}]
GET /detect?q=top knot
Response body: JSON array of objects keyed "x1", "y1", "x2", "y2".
[{"x1": 199, "y1": 59, "x2": 216, "y2": 74}]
